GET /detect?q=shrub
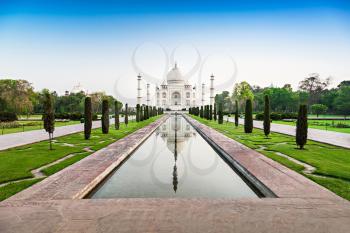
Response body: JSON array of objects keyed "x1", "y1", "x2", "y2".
[
  {"x1": 234, "y1": 100, "x2": 239, "y2": 127},
  {"x1": 209, "y1": 105, "x2": 213, "y2": 120},
  {"x1": 270, "y1": 112, "x2": 282, "y2": 120},
  {"x1": 200, "y1": 106, "x2": 203, "y2": 118},
  {"x1": 136, "y1": 104, "x2": 140, "y2": 122},
  {"x1": 0, "y1": 121, "x2": 20, "y2": 129},
  {"x1": 69, "y1": 112, "x2": 83, "y2": 121},
  {"x1": 296, "y1": 104, "x2": 308, "y2": 149},
  {"x1": 255, "y1": 113, "x2": 264, "y2": 120},
  {"x1": 115, "y1": 101, "x2": 120, "y2": 130},
  {"x1": 263, "y1": 95, "x2": 270, "y2": 137},
  {"x1": 218, "y1": 103, "x2": 223, "y2": 124},
  {"x1": 244, "y1": 99, "x2": 253, "y2": 133},
  {"x1": 54, "y1": 112, "x2": 83, "y2": 121},
  {"x1": 84, "y1": 97, "x2": 92, "y2": 139},
  {"x1": 125, "y1": 103, "x2": 129, "y2": 126},
  {"x1": 213, "y1": 104, "x2": 217, "y2": 121},
  {"x1": 43, "y1": 92, "x2": 55, "y2": 150},
  {"x1": 140, "y1": 106, "x2": 144, "y2": 121},
  {"x1": 281, "y1": 112, "x2": 297, "y2": 119},
  {"x1": 335, "y1": 123, "x2": 350, "y2": 128},
  {"x1": 0, "y1": 112, "x2": 18, "y2": 122},
  {"x1": 101, "y1": 99, "x2": 109, "y2": 134}
]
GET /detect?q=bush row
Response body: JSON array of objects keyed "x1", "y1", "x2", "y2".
[
  {"x1": 55, "y1": 112, "x2": 98, "y2": 121},
  {"x1": 255, "y1": 112, "x2": 298, "y2": 121},
  {"x1": 0, "y1": 112, "x2": 18, "y2": 122}
]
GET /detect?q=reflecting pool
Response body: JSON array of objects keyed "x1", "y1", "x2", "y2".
[{"x1": 89, "y1": 115, "x2": 258, "y2": 198}]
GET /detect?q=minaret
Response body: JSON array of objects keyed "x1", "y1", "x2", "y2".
[
  {"x1": 201, "y1": 83, "x2": 205, "y2": 106},
  {"x1": 146, "y1": 83, "x2": 150, "y2": 106},
  {"x1": 210, "y1": 74, "x2": 214, "y2": 105},
  {"x1": 137, "y1": 74, "x2": 142, "y2": 105}
]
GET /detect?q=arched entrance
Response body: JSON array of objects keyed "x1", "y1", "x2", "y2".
[{"x1": 171, "y1": 92, "x2": 181, "y2": 106}]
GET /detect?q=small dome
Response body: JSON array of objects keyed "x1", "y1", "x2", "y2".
[
  {"x1": 167, "y1": 63, "x2": 184, "y2": 83},
  {"x1": 71, "y1": 83, "x2": 86, "y2": 94}
]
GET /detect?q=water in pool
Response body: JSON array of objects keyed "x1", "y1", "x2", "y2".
[{"x1": 89, "y1": 115, "x2": 258, "y2": 198}]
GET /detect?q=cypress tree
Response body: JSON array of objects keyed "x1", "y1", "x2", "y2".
[
  {"x1": 136, "y1": 104, "x2": 140, "y2": 122},
  {"x1": 296, "y1": 104, "x2": 308, "y2": 149},
  {"x1": 102, "y1": 99, "x2": 109, "y2": 134},
  {"x1": 125, "y1": 103, "x2": 129, "y2": 126},
  {"x1": 115, "y1": 101, "x2": 120, "y2": 130},
  {"x1": 84, "y1": 97, "x2": 92, "y2": 139},
  {"x1": 189, "y1": 107, "x2": 192, "y2": 115},
  {"x1": 244, "y1": 99, "x2": 253, "y2": 133},
  {"x1": 214, "y1": 104, "x2": 217, "y2": 121},
  {"x1": 207, "y1": 105, "x2": 210, "y2": 120},
  {"x1": 263, "y1": 95, "x2": 270, "y2": 137},
  {"x1": 209, "y1": 105, "x2": 213, "y2": 120},
  {"x1": 206, "y1": 105, "x2": 209, "y2": 119},
  {"x1": 234, "y1": 100, "x2": 239, "y2": 127},
  {"x1": 218, "y1": 102, "x2": 223, "y2": 124},
  {"x1": 43, "y1": 92, "x2": 55, "y2": 150},
  {"x1": 200, "y1": 106, "x2": 203, "y2": 118},
  {"x1": 140, "y1": 106, "x2": 145, "y2": 121}
]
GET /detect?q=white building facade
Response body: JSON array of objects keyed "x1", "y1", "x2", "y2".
[{"x1": 156, "y1": 64, "x2": 196, "y2": 110}]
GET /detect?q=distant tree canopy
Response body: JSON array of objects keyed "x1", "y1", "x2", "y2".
[
  {"x1": 298, "y1": 73, "x2": 330, "y2": 105},
  {"x1": 0, "y1": 79, "x2": 124, "y2": 119},
  {"x1": 0, "y1": 79, "x2": 35, "y2": 115},
  {"x1": 215, "y1": 77, "x2": 349, "y2": 115},
  {"x1": 0, "y1": 76, "x2": 348, "y2": 117},
  {"x1": 311, "y1": 104, "x2": 328, "y2": 117}
]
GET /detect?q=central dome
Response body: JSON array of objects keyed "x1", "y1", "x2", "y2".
[{"x1": 167, "y1": 63, "x2": 184, "y2": 84}]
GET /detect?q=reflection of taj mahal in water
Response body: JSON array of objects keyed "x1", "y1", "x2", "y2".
[
  {"x1": 157, "y1": 114, "x2": 195, "y2": 154},
  {"x1": 137, "y1": 63, "x2": 215, "y2": 111}
]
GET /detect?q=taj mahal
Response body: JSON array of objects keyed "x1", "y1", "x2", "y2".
[{"x1": 137, "y1": 63, "x2": 215, "y2": 110}]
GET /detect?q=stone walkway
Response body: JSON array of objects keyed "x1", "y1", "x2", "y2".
[
  {"x1": 0, "y1": 114, "x2": 349, "y2": 233},
  {"x1": 225, "y1": 117, "x2": 350, "y2": 149},
  {"x1": 0, "y1": 117, "x2": 128, "y2": 151}
]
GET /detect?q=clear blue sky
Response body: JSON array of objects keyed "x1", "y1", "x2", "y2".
[{"x1": 0, "y1": 0, "x2": 349, "y2": 101}]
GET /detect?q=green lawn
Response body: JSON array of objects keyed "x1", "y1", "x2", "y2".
[
  {"x1": 0, "y1": 115, "x2": 161, "y2": 201},
  {"x1": 191, "y1": 115, "x2": 350, "y2": 201},
  {"x1": 272, "y1": 119, "x2": 350, "y2": 134},
  {"x1": 0, "y1": 120, "x2": 81, "y2": 135}
]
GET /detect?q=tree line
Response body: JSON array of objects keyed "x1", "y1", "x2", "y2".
[
  {"x1": 215, "y1": 74, "x2": 350, "y2": 117},
  {"x1": 0, "y1": 79, "x2": 122, "y2": 117}
]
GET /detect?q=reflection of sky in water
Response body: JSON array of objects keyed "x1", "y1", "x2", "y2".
[{"x1": 90, "y1": 115, "x2": 258, "y2": 198}]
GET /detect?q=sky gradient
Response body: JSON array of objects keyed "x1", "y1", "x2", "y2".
[{"x1": 0, "y1": 0, "x2": 350, "y2": 102}]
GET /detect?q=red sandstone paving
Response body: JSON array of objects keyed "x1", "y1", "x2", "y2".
[{"x1": 0, "y1": 114, "x2": 349, "y2": 233}]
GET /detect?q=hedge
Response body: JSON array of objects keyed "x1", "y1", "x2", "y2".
[{"x1": 0, "y1": 112, "x2": 18, "y2": 122}]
